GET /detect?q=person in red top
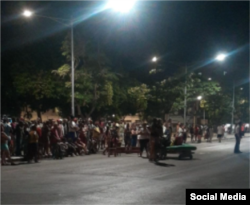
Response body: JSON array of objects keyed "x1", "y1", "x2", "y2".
[
  {"x1": 36, "y1": 124, "x2": 42, "y2": 138},
  {"x1": 50, "y1": 122, "x2": 61, "y2": 157},
  {"x1": 76, "y1": 123, "x2": 89, "y2": 155},
  {"x1": 194, "y1": 125, "x2": 199, "y2": 142},
  {"x1": 102, "y1": 126, "x2": 111, "y2": 155}
]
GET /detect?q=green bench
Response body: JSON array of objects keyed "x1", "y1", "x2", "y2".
[{"x1": 166, "y1": 144, "x2": 197, "y2": 160}]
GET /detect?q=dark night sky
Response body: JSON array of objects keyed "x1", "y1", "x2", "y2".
[{"x1": 1, "y1": 1, "x2": 249, "y2": 94}]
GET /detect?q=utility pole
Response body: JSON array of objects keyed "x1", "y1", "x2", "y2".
[
  {"x1": 184, "y1": 65, "x2": 187, "y2": 126},
  {"x1": 231, "y1": 81, "x2": 235, "y2": 133},
  {"x1": 71, "y1": 18, "x2": 75, "y2": 116},
  {"x1": 203, "y1": 109, "x2": 205, "y2": 125}
]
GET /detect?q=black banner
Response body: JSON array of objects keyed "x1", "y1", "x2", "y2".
[{"x1": 186, "y1": 189, "x2": 250, "y2": 205}]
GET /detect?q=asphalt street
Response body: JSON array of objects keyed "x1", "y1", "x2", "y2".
[{"x1": 1, "y1": 135, "x2": 250, "y2": 205}]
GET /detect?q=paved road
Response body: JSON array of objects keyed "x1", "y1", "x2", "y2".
[{"x1": 2, "y1": 135, "x2": 249, "y2": 204}]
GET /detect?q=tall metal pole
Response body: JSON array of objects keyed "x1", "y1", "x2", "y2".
[
  {"x1": 231, "y1": 81, "x2": 235, "y2": 133},
  {"x1": 71, "y1": 18, "x2": 75, "y2": 116},
  {"x1": 184, "y1": 66, "x2": 187, "y2": 126},
  {"x1": 203, "y1": 109, "x2": 205, "y2": 124}
]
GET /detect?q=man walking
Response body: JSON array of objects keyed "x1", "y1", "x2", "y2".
[
  {"x1": 217, "y1": 124, "x2": 224, "y2": 143},
  {"x1": 234, "y1": 121, "x2": 243, "y2": 154}
]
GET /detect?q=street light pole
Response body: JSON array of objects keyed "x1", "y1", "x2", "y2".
[
  {"x1": 203, "y1": 109, "x2": 205, "y2": 124},
  {"x1": 23, "y1": 10, "x2": 76, "y2": 116},
  {"x1": 231, "y1": 81, "x2": 235, "y2": 133},
  {"x1": 71, "y1": 18, "x2": 75, "y2": 116},
  {"x1": 184, "y1": 65, "x2": 187, "y2": 126}
]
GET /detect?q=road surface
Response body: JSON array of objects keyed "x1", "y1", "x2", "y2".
[{"x1": 1, "y1": 135, "x2": 249, "y2": 204}]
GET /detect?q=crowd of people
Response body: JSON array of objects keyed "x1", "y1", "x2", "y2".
[{"x1": 1, "y1": 116, "x2": 247, "y2": 165}]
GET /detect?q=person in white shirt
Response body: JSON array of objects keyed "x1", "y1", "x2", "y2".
[
  {"x1": 58, "y1": 119, "x2": 64, "y2": 138},
  {"x1": 217, "y1": 125, "x2": 224, "y2": 143},
  {"x1": 162, "y1": 122, "x2": 167, "y2": 138},
  {"x1": 119, "y1": 121, "x2": 125, "y2": 146},
  {"x1": 68, "y1": 117, "x2": 78, "y2": 141}
]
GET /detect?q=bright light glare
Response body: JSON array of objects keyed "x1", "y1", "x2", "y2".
[
  {"x1": 107, "y1": 0, "x2": 136, "y2": 13},
  {"x1": 216, "y1": 53, "x2": 227, "y2": 61},
  {"x1": 152, "y1": 56, "x2": 157, "y2": 62},
  {"x1": 197, "y1": 96, "x2": 202, "y2": 100},
  {"x1": 23, "y1": 10, "x2": 33, "y2": 17},
  {"x1": 240, "y1": 87, "x2": 243, "y2": 90},
  {"x1": 208, "y1": 78, "x2": 212, "y2": 81}
]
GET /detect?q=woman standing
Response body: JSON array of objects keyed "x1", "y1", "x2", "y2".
[
  {"x1": 189, "y1": 126, "x2": 194, "y2": 142},
  {"x1": 194, "y1": 125, "x2": 199, "y2": 142},
  {"x1": 124, "y1": 123, "x2": 131, "y2": 152},
  {"x1": 197, "y1": 125, "x2": 202, "y2": 143},
  {"x1": 41, "y1": 121, "x2": 51, "y2": 157},
  {"x1": 131, "y1": 126, "x2": 137, "y2": 148},
  {"x1": 174, "y1": 123, "x2": 183, "y2": 145},
  {"x1": 102, "y1": 126, "x2": 111, "y2": 155},
  {"x1": 28, "y1": 125, "x2": 39, "y2": 163},
  {"x1": 1, "y1": 124, "x2": 15, "y2": 165}
]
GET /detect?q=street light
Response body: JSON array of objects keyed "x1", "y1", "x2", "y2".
[
  {"x1": 215, "y1": 53, "x2": 227, "y2": 61},
  {"x1": 23, "y1": 9, "x2": 76, "y2": 116},
  {"x1": 107, "y1": 0, "x2": 136, "y2": 13},
  {"x1": 152, "y1": 56, "x2": 157, "y2": 62},
  {"x1": 197, "y1": 96, "x2": 202, "y2": 100},
  {"x1": 215, "y1": 52, "x2": 236, "y2": 133},
  {"x1": 23, "y1": 10, "x2": 33, "y2": 17},
  {"x1": 240, "y1": 87, "x2": 243, "y2": 90},
  {"x1": 208, "y1": 78, "x2": 212, "y2": 81}
]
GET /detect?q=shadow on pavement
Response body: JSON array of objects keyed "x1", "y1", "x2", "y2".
[
  {"x1": 237, "y1": 152, "x2": 250, "y2": 161},
  {"x1": 154, "y1": 162, "x2": 175, "y2": 167}
]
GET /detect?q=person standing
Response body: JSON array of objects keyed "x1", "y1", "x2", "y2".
[
  {"x1": 28, "y1": 125, "x2": 39, "y2": 163},
  {"x1": 1, "y1": 124, "x2": 15, "y2": 165},
  {"x1": 63, "y1": 119, "x2": 69, "y2": 137},
  {"x1": 15, "y1": 121, "x2": 24, "y2": 156},
  {"x1": 58, "y1": 119, "x2": 64, "y2": 139},
  {"x1": 138, "y1": 123, "x2": 150, "y2": 157},
  {"x1": 234, "y1": 122, "x2": 243, "y2": 153},
  {"x1": 124, "y1": 123, "x2": 131, "y2": 152},
  {"x1": 68, "y1": 117, "x2": 78, "y2": 142},
  {"x1": 217, "y1": 124, "x2": 224, "y2": 143},
  {"x1": 102, "y1": 125, "x2": 111, "y2": 155},
  {"x1": 119, "y1": 120, "x2": 125, "y2": 146},
  {"x1": 41, "y1": 121, "x2": 51, "y2": 157},
  {"x1": 190, "y1": 125, "x2": 194, "y2": 142},
  {"x1": 174, "y1": 123, "x2": 183, "y2": 145},
  {"x1": 206, "y1": 125, "x2": 212, "y2": 142},
  {"x1": 131, "y1": 125, "x2": 137, "y2": 148},
  {"x1": 149, "y1": 118, "x2": 161, "y2": 162},
  {"x1": 197, "y1": 125, "x2": 202, "y2": 143},
  {"x1": 3, "y1": 119, "x2": 12, "y2": 140}
]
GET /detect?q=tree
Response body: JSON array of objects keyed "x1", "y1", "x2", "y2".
[
  {"x1": 128, "y1": 84, "x2": 150, "y2": 115},
  {"x1": 53, "y1": 32, "x2": 118, "y2": 118},
  {"x1": 144, "y1": 77, "x2": 184, "y2": 120},
  {"x1": 204, "y1": 93, "x2": 232, "y2": 125},
  {"x1": 13, "y1": 69, "x2": 66, "y2": 120}
]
